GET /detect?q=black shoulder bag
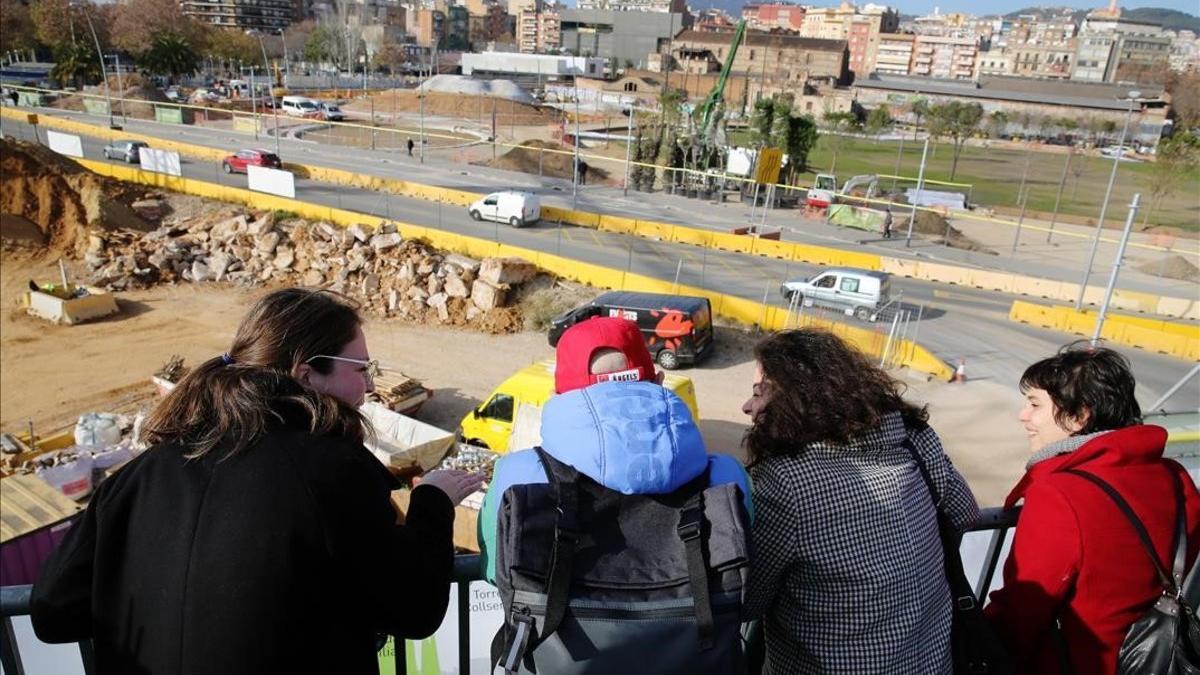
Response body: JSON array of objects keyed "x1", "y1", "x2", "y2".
[
  {"x1": 1063, "y1": 468, "x2": 1200, "y2": 675},
  {"x1": 903, "y1": 438, "x2": 1013, "y2": 675}
]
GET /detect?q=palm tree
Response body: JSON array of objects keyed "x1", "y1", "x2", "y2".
[
  {"x1": 138, "y1": 33, "x2": 200, "y2": 83},
  {"x1": 51, "y1": 40, "x2": 101, "y2": 88}
]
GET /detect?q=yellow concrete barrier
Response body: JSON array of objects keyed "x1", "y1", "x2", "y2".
[
  {"x1": 597, "y1": 215, "x2": 637, "y2": 235},
  {"x1": 1110, "y1": 289, "x2": 1161, "y2": 315},
  {"x1": 1009, "y1": 300, "x2": 1199, "y2": 361}
]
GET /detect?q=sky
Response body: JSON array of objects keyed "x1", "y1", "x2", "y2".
[{"x1": 887, "y1": 1, "x2": 1199, "y2": 16}]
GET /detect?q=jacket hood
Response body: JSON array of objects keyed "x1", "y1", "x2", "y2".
[
  {"x1": 539, "y1": 381, "x2": 707, "y2": 495},
  {"x1": 1005, "y1": 424, "x2": 1169, "y2": 507}
]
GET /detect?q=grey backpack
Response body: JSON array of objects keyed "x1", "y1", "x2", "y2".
[{"x1": 491, "y1": 448, "x2": 751, "y2": 675}]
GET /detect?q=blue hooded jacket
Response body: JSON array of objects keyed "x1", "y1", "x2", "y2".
[{"x1": 478, "y1": 380, "x2": 752, "y2": 584}]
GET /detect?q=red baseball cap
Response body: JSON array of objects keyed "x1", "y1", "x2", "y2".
[{"x1": 554, "y1": 317, "x2": 656, "y2": 394}]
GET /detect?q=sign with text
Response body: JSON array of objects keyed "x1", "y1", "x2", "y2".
[
  {"x1": 140, "y1": 148, "x2": 182, "y2": 176},
  {"x1": 247, "y1": 164, "x2": 295, "y2": 199},
  {"x1": 46, "y1": 130, "x2": 83, "y2": 158}
]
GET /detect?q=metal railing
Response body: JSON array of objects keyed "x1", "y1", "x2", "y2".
[{"x1": 0, "y1": 507, "x2": 1020, "y2": 675}]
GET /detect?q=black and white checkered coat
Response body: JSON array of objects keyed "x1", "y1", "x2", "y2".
[{"x1": 744, "y1": 412, "x2": 980, "y2": 674}]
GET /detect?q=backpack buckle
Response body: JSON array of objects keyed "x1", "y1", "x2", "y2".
[
  {"x1": 677, "y1": 509, "x2": 702, "y2": 541},
  {"x1": 496, "y1": 611, "x2": 536, "y2": 675},
  {"x1": 956, "y1": 595, "x2": 977, "y2": 611}
]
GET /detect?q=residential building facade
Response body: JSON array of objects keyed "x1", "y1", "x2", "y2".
[
  {"x1": 181, "y1": 0, "x2": 295, "y2": 30},
  {"x1": 671, "y1": 29, "x2": 848, "y2": 86},
  {"x1": 741, "y1": 3, "x2": 806, "y2": 31},
  {"x1": 874, "y1": 32, "x2": 914, "y2": 75},
  {"x1": 517, "y1": 7, "x2": 560, "y2": 53},
  {"x1": 911, "y1": 35, "x2": 978, "y2": 79}
]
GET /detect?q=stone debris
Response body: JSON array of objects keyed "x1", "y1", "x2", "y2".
[{"x1": 81, "y1": 210, "x2": 537, "y2": 333}]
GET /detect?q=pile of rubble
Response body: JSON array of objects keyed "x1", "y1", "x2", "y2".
[{"x1": 84, "y1": 207, "x2": 542, "y2": 333}]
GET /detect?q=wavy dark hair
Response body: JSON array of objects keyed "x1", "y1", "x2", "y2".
[
  {"x1": 743, "y1": 329, "x2": 929, "y2": 466},
  {"x1": 1020, "y1": 341, "x2": 1141, "y2": 435},
  {"x1": 142, "y1": 288, "x2": 368, "y2": 459}
]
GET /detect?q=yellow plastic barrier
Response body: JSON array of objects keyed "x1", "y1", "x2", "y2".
[
  {"x1": 1110, "y1": 289, "x2": 1161, "y2": 315},
  {"x1": 710, "y1": 232, "x2": 754, "y2": 254},
  {"x1": 597, "y1": 215, "x2": 637, "y2": 235},
  {"x1": 669, "y1": 227, "x2": 713, "y2": 248},
  {"x1": 752, "y1": 238, "x2": 795, "y2": 260},
  {"x1": 1009, "y1": 300, "x2": 1199, "y2": 361},
  {"x1": 634, "y1": 220, "x2": 675, "y2": 242}
]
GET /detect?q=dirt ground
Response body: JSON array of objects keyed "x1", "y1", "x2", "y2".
[
  {"x1": 346, "y1": 91, "x2": 561, "y2": 127},
  {"x1": 1, "y1": 255, "x2": 1029, "y2": 507}
]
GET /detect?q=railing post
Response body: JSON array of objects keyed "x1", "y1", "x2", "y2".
[
  {"x1": 458, "y1": 582, "x2": 470, "y2": 675},
  {"x1": 1, "y1": 615, "x2": 26, "y2": 675}
]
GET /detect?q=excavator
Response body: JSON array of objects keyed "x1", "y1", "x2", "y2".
[{"x1": 805, "y1": 173, "x2": 880, "y2": 210}]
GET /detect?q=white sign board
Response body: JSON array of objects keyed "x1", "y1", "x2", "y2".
[
  {"x1": 247, "y1": 164, "x2": 295, "y2": 199},
  {"x1": 140, "y1": 148, "x2": 182, "y2": 176},
  {"x1": 46, "y1": 130, "x2": 84, "y2": 158}
]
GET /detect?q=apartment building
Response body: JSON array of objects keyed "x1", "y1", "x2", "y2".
[
  {"x1": 741, "y1": 3, "x2": 806, "y2": 31},
  {"x1": 911, "y1": 35, "x2": 979, "y2": 80},
  {"x1": 576, "y1": 0, "x2": 685, "y2": 12},
  {"x1": 976, "y1": 50, "x2": 1012, "y2": 76},
  {"x1": 181, "y1": 0, "x2": 295, "y2": 31},
  {"x1": 516, "y1": 8, "x2": 560, "y2": 53},
  {"x1": 411, "y1": 8, "x2": 446, "y2": 47},
  {"x1": 671, "y1": 29, "x2": 848, "y2": 85},
  {"x1": 874, "y1": 32, "x2": 914, "y2": 75},
  {"x1": 1073, "y1": 5, "x2": 1169, "y2": 83}
]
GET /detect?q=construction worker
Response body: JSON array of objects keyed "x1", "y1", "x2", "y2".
[
  {"x1": 883, "y1": 208, "x2": 894, "y2": 239},
  {"x1": 406, "y1": 138, "x2": 414, "y2": 157}
]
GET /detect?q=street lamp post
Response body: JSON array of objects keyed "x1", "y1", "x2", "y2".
[
  {"x1": 77, "y1": 5, "x2": 117, "y2": 129},
  {"x1": 1091, "y1": 193, "x2": 1141, "y2": 345},
  {"x1": 277, "y1": 29, "x2": 289, "y2": 89},
  {"x1": 1075, "y1": 90, "x2": 1141, "y2": 309},
  {"x1": 109, "y1": 54, "x2": 128, "y2": 124},
  {"x1": 623, "y1": 103, "x2": 635, "y2": 196},
  {"x1": 905, "y1": 137, "x2": 930, "y2": 248},
  {"x1": 572, "y1": 67, "x2": 581, "y2": 209},
  {"x1": 251, "y1": 31, "x2": 282, "y2": 157}
]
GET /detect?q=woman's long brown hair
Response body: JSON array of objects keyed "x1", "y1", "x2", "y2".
[{"x1": 141, "y1": 288, "x2": 368, "y2": 459}]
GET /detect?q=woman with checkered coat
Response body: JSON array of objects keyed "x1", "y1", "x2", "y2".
[{"x1": 741, "y1": 329, "x2": 980, "y2": 674}]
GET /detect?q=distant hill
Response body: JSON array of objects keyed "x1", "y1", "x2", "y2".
[{"x1": 1001, "y1": 6, "x2": 1200, "y2": 32}]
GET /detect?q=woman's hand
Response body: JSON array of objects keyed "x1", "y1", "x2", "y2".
[{"x1": 418, "y1": 469, "x2": 487, "y2": 506}]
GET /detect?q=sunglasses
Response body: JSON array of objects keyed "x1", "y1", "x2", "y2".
[{"x1": 305, "y1": 354, "x2": 383, "y2": 380}]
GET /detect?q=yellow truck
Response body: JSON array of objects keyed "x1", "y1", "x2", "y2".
[{"x1": 458, "y1": 360, "x2": 700, "y2": 453}]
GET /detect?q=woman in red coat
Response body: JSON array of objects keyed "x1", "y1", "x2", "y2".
[{"x1": 985, "y1": 344, "x2": 1200, "y2": 674}]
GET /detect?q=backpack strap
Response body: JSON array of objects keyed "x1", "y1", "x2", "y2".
[
  {"x1": 1063, "y1": 468, "x2": 1180, "y2": 593},
  {"x1": 493, "y1": 448, "x2": 581, "y2": 675},
  {"x1": 678, "y1": 481, "x2": 715, "y2": 650},
  {"x1": 901, "y1": 437, "x2": 977, "y2": 609}
]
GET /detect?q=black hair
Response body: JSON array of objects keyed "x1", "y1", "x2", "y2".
[{"x1": 1019, "y1": 341, "x2": 1141, "y2": 435}]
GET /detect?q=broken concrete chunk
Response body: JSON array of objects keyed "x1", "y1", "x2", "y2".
[
  {"x1": 444, "y1": 275, "x2": 470, "y2": 298},
  {"x1": 273, "y1": 245, "x2": 295, "y2": 270},
  {"x1": 470, "y1": 279, "x2": 506, "y2": 311},
  {"x1": 347, "y1": 224, "x2": 371, "y2": 243},
  {"x1": 370, "y1": 232, "x2": 402, "y2": 252},
  {"x1": 478, "y1": 257, "x2": 538, "y2": 286},
  {"x1": 256, "y1": 231, "x2": 281, "y2": 255}
]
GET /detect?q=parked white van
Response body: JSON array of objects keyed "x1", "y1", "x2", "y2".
[
  {"x1": 280, "y1": 96, "x2": 320, "y2": 118},
  {"x1": 780, "y1": 268, "x2": 895, "y2": 322},
  {"x1": 468, "y1": 191, "x2": 541, "y2": 228}
]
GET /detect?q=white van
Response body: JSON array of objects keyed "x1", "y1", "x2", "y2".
[
  {"x1": 280, "y1": 96, "x2": 320, "y2": 118},
  {"x1": 468, "y1": 191, "x2": 541, "y2": 228},
  {"x1": 780, "y1": 268, "x2": 895, "y2": 322}
]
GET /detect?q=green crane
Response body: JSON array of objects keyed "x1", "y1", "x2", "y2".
[{"x1": 693, "y1": 19, "x2": 747, "y2": 143}]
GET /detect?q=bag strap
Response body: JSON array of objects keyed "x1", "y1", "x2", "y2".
[
  {"x1": 901, "y1": 437, "x2": 979, "y2": 610},
  {"x1": 1062, "y1": 468, "x2": 1179, "y2": 593},
  {"x1": 493, "y1": 449, "x2": 580, "y2": 674},
  {"x1": 678, "y1": 482, "x2": 715, "y2": 650},
  {"x1": 535, "y1": 447, "x2": 580, "y2": 642}
]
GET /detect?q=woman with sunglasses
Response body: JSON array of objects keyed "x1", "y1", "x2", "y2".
[{"x1": 31, "y1": 288, "x2": 485, "y2": 675}]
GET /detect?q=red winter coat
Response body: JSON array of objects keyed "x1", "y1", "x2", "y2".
[{"x1": 985, "y1": 425, "x2": 1200, "y2": 675}]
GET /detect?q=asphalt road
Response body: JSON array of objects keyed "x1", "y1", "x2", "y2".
[{"x1": 2, "y1": 112, "x2": 1194, "y2": 409}]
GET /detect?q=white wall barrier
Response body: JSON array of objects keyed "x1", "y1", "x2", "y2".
[
  {"x1": 45, "y1": 130, "x2": 83, "y2": 158},
  {"x1": 246, "y1": 165, "x2": 296, "y2": 199},
  {"x1": 140, "y1": 148, "x2": 182, "y2": 177}
]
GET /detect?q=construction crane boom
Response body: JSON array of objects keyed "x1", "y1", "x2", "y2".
[{"x1": 694, "y1": 19, "x2": 746, "y2": 140}]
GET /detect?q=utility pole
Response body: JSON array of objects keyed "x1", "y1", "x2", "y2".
[
  {"x1": 78, "y1": 5, "x2": 116, "y2": 129},
  {"x1": 1091, "y1": 193, "x2": 1141, "y2": 345},
  {"x1": 1047, "y1": 147, "x2": 1072, "y2": 243},
  {"x1": 623, "y1": 104, "x2": 634, "y2": 196},
  {"x1": 253, "y1": 31, "x2": 281, "y2": 158},
  {"x1": 110, "y1": 54, "x2": 128, "y2": 124},
  {"x1": 248, "y1": 65, "x2": 259, "y2": 141},
  {"x1": 572, "y1": 68, "x2": 581, "y2": 209},
  {"x1": 1076, "y1": 91, "x2": 1140, "y2": 309}
]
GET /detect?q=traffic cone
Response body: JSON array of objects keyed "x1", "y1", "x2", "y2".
[{"x1": 953, "y1": 359, "x2": 967, "y2": 384}]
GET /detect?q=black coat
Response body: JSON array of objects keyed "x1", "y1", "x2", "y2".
[{"x1": 30, "y1": 428, "x2": 455, "y2": 675}]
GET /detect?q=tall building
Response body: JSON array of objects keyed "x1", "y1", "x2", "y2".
[
  {"x1": 1072, "y1": 3, "x2": 1169, "y2": 83},
  {"x1": 517, "y1": 7, "x2": 560, "y2": 53},
  {"x1": 874, "y1": 32, "x2": 913, "y2": 75},
  {"x1": 911, "y1": 35, "x2": 979, "y2": 80},
  {"x1": 559, "y1": 8, "x2": 686, "y2": 66},
  {"x1": 444, "y1": 4, "x2": 470, "y2": 50},
  {"x1": 741, "y1": 3, "x2": 806, "y2": 32},
  {"x1": 797, "y1": 3, "x2": 897, "y2": 77},
  {"x1": 576, "y1": 0, "x2": 685, "y2": 11},
  {"x1": 181, "y1": 0, "x2": 295, "y2": 30},
  {"x1": 411, "y1": 8, "x2": 446, "y2": 47}
]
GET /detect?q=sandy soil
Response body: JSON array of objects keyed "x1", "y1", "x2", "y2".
[{"x1": 0, "y1": 256, "x2": 1028, "y2": 506}]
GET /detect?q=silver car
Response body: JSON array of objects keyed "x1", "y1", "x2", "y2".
[{"x1": 102, "y1": 140, "x2": 148, "y2": 163}]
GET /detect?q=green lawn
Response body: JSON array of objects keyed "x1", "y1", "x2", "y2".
[{"x1": 728, "y1": 133, "x2": 1200, "y2": 231}]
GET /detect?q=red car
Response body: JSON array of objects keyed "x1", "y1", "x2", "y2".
[{"x1": 221, "y1": 149, "x2": 283, "y2": 174}]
